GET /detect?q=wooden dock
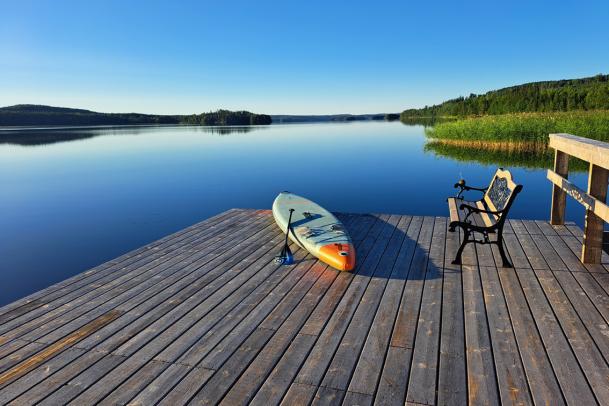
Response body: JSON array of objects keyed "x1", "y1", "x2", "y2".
[{"x1": 1, "y1": 208, "x2": 609, "y2": 405}]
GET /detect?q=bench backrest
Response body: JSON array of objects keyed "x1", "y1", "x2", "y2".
[{"x1": 484, "y1": 168, "x2": 522, "y2": 220}]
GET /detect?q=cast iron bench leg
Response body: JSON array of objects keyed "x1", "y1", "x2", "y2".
[
  {"x1": 497, "y1": 231, "x2": 512, "y2": 268},
  {"x1": 452, "y1": 228, "x2": 470, "y2": 265}
]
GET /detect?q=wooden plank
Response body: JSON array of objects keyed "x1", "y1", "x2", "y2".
[
  {"x1": 479, "y1": 266, "x2": 532, "y2": 404},
  {"x1": 37, "y1": 353, "x2": 129, "y2": 406},
  {"x1": 436, "y1": 219, "x2": 466, "y2": 406},
  {"x1": 248, "y1": 333, "x2": 317, "y2": 405},
  {"x1": 521, "y1": 219, "x2": 543, "y2": 235},
  {"x1": 508, "y1": 219, "x2": 528, "y2": 236},
  {"x1": 547, "y1": 168, "x2": 609, "y2": 231},
  {"x1": 502, "y1": 234, "x2": 530, "y2": 269},
  {"x1": 96, "y1": 360, "x2": 168, "y2": 405},
  {"x1": 0, "y1": 341, "x2": 45, "y2": 375},
  {"x1": 566, "y1": 271, "x2": 609, "y2": 325},
  {"x1": 534, "y1": 269, "x2": 609, "y2": 403},
  {"x1": 342, "y1": 391, "x2": 373, "y2": 406},
  {"x1": 405, "y1": 218, "x2": 446, "y2": 405},
  {"x1": 7, "y1": 351, "x2": 120, "y2": 404},
  {"x1": 533, "y1": 230, "x2": 609, "y2": 345},
  {"x1": 551, "y1": 150, "x2": 570, "y2": 225},
  {"x1": 462, "y1": 262, "x2": 499, "y2": 405},
  {"x1": 125, "y1": 361, "x2": 194, "y2": 404},
  {"x1": 455, "y1": 216, "x2": 500, "y2": 406},
  {"x1": 555, "y1": 224, "x2": 609, "y2": 265},
  {"x1": 514, "y1": 233, "x2": 549, "y2": 270},
  {"x1": 559, "y1": 234, "x2": 609, "y2": 273},
  {"x1": 0, "y1": 209, "x2": 243, "y2": 318},
  {"x1": 549, "y1": 133, "x2": 609, "y2": 170},
  {"x1": 373, "y1": 346, "x2": 411, "y2": 406},
  {"x1": 310, "y1": 386, "x2": 344, "y2": 405},
  {"x1": 546, "y1": 235, "x2": 599, "y2": 273},
  {"x1": 528, "y1": 233, "x2": 569, "y2": 271},
  {"x1": 0, "y1": 310, "x2": 121, "y2": 386},
  {"x1": 0, "y1": 348, "x2": 85, "y2": 404},
  {"x1": 155, "y1": 366, "x2": 214, "y2": 405},
  {"x1": 389, "y1": 216, "x2": 434, "y2": 349},
  {"x1": 535, "y1": 220, "x2": 559, "y2": 236},
  {"x1": 551, "y1": 271, "x2": 609, "y2": 361},
  {"x1": 171, "y1": 329, "x2": 276, "y2": 406},
  {"x1": 447, "y1": 197, "x2": 460, "y2": 223},
  {"x1": 497, "y1": 267, "x2": 565, "y2": 405},
  {"x1": 281, "y1": 382, "x2": 317, "y2": 405},
  {"x1": 515, "y1": 268, "x2": 596, "y2": 404}
]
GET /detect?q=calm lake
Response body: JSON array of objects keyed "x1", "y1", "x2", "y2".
[{"x1": 0, "y1": 121, "x2": 588, "y2": 305}]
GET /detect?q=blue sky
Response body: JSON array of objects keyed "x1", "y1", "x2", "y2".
[{"x1": 1, "y1": 0, "x2": 608, "y2": 115}]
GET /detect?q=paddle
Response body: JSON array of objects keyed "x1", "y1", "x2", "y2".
[{"x1": 275, "y1": 208, "x2": 295, "y2": 265}]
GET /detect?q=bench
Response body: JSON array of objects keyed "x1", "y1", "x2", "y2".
[{"x1": 447, "y1": 168, "x2": 523, "y2": 267}]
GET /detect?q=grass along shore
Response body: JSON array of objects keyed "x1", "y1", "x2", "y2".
[{"x1": 424, "y1": 110, "x2": 609, "y2": 147}]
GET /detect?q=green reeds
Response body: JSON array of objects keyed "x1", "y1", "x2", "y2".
[{"x1": 425, "y1": 110, "x2": 609, "y2": 144}]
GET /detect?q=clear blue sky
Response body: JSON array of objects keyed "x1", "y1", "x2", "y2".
[{"x1": 1, "y1": 0, "x2": 607, "y2": 115}]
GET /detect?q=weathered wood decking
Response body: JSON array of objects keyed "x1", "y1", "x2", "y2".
[{"x1": 1, "y1": 208, "x2": 609, "y2": 405}]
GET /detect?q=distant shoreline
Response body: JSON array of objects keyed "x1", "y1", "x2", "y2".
[{"x1": 0, "y1": 104, "x2": 401, "y2": 127}]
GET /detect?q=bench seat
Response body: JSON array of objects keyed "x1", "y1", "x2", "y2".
[{"x1": 447, "y1": 197, "x2": 497, "y2": 230}]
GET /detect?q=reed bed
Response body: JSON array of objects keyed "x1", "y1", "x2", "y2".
[{"x1": 425, "y1": 110, "x2": 609, "y2": 144}]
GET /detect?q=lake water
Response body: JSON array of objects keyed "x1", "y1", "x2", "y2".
[{"x1": 0, "y1": 121, "x2": 588, "y2": 305}]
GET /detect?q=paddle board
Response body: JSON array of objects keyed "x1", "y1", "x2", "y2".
[{"x1": 272, "y1": 192, "x2": 355, "y2": 271}]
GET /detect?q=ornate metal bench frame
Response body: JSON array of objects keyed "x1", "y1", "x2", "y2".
[{"x1": 448, "y1": 168, "x2": 523, "y2": 267}]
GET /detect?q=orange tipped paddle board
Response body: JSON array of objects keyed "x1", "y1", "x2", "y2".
[{"x1": 272, "y1": 192, "x2": 355, "y2": 271}]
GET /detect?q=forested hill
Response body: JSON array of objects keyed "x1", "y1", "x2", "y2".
[
  {"x1": 0, "y1": 105, "x2": 272, "y2": 126},
  {"x1": 401, "y1": 74, "x2": 609, "y2": 119}
]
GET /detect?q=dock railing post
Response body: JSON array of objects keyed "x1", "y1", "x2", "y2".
[
  {"x1": 582, "y1": 163, "x2": 609, "y2": 263},
  {"x1": 550, "y1": 150, "x2": 569, "y2": 225}
]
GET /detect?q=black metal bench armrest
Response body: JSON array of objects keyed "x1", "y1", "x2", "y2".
[
  {"x1": 454, "y1": 180, "x2": 487, "y2": 199},
  {"x1": 459, "y1": 203, "x2": 503, "y2": 216}
]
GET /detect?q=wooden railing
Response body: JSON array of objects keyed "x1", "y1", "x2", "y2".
[{"x1": 548, "y1": 133, "x2": 609, "y2": 263}]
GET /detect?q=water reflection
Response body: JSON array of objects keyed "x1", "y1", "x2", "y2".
[
  {"x1": 424, "y1": 140, "x2": 587, "y2": 172},
  {"x1": 0, "y1": 125, "x2": 261, "y2": 146}
]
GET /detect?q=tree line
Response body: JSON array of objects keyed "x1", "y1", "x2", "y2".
[
  {"x1": 401, "y1": 74, "x2": 609, "y2": 120},
  {"x1": 180, "y1": 109, "x2": 271, "y2": 125},
  {"x1": 0, "y1": 105, "x2": 272, "y2": 126}
]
